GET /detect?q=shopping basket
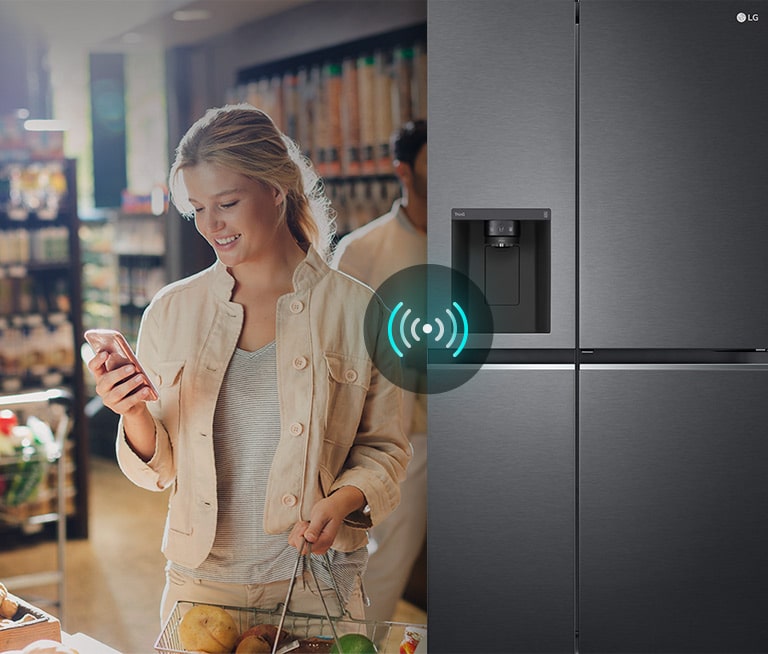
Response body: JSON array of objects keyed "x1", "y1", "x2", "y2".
[
  {"x1": 155, "y1": 539, "x2": 426, "y2": 653},
  {"x1": 156, "y1": 601, "x2": 420, "y2": 654}
]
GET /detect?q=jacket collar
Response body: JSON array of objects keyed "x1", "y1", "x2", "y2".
[
  {"x1": 291, "y1": 244, "x2": 329, "y2": 292},
  {"x1": 208, "y1": 245, "x2": 329, "y2": 300}
]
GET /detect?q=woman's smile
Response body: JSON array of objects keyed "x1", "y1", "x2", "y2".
[{"x1": 214, "y1": 234, "x2": 241, "y2": 246}]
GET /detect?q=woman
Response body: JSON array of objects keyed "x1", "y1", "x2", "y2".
[{"x1": 87, "y1": 104, "x2": 410, "y2": 623}]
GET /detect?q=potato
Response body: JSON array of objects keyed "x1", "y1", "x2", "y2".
[{"x1": 178, "y1": 605, "x2": 239, "y2": 653}]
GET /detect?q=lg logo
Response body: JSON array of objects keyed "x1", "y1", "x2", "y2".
[{"x1": 736, "y1": 12, "x2": 759, "y2": 22}]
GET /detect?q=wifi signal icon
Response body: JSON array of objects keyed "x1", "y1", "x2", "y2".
[
  {"x1": 364, "y1": 264, "x2": 493, "y2": 394},
  {"x1": 387, "y1": 301, "x2": 469, "y2": 358}
]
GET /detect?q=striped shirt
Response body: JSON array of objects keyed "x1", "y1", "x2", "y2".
[{"x1": 171, "y1": 341, "x2": 367, "y2": 604}]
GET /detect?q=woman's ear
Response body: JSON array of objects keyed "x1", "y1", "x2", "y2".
[{"x1": 272, "y1": 186, "x2": 283, "y2": 206}]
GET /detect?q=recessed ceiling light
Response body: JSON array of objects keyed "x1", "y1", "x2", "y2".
[
  {"x1": 24, "y1": 119, "x2": 68, "y2": 132},
  {"x1": 172, "y1": 8, "x2": 212, "y2": 21}
]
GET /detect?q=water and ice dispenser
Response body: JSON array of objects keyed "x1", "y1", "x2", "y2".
[{"x1": 452, "y1": 208, "x2": 551, "y2": 333}]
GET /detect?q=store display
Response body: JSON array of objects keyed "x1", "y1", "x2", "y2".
[
  {"x1": 228, "y1": 25, "x2": 426, "y2": 237},
  {"x1": 0, "y1": 159, "x2": 87, "y2": 538},
  {"x1": 0, "y1": 410, "x2": 50, "y2": 507},
  {"x1": 79, "y1": 214, "x2": 118, "y2": 333},
  {"x1": 324, "y1": 63, "x2": 343, "y2": 177},
  {"x1": 326, "y1": 177, "x2": 401, "y2": 237},
  {"x1": 0, "y1": 161, "x2": 78, "y2": 390},
  {"x1": 0, "y1": 114, "x2": 65, "y2": 166},
  {"x1": 340, "y1": 58, "x2": 361, "y2": 177},
  {"x1": 233, "y1": 44, "x2": 425, "y2": 174},
  {"x1": 113, "y1": 213, "x2": 166, "y2": 343},
  {"x1": 356, "y1": 54, "x2": 377, "y2": 176},
  {"x1": 0, "y1": 389, "x2": 73, "y2": 629},
  {"x1": 0, "y1": 162, "x2": 67, "y2": 222}
]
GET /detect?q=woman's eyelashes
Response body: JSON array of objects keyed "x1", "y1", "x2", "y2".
[{"x1": 191, "y1": 200, "x2": 237, "y2": 215}]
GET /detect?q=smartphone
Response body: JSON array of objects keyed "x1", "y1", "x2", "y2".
[{"x1": 84, "y1": 328, "x2": 159, "y2": 401}]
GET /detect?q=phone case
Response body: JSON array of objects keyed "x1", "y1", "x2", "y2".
[{"x1": 84, "y1": 329, "x2": 159, "y2": 401}]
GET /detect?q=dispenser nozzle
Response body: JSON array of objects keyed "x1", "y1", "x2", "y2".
[{"x1": 485, "y1": 219, "x2": 520, "y2": 247}]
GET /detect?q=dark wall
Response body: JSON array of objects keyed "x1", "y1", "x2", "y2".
[
  {"x1": 89, "y1": 53, "x2": 127, "y2": 208},
  {"x1": 0, "y1": 6, "x2": 50, "y2": 117}
]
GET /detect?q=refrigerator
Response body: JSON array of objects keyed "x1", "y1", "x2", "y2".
[{"x1": 428, "y1": 1, "x2": 768, "y2": 653}]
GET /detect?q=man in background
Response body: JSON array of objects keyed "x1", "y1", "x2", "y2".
[{"x1": 331, "y1": 119, "x2": 427, "y2": 623}]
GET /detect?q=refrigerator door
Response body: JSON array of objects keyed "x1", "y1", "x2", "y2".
[
  {"x1": 429, "y1": 365, "x2": 575, "y2": 653},
  {"x1": 429, "y1": 0, "x2": 575, "y2": 348},
  {"x1": 579, "y1": 364, "x2": 768, "y2": 653},
  {"x1": 579, "y1": 0, "x2": 768, "y2": 349}
]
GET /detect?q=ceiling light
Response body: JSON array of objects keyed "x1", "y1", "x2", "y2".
[
  {"x1": 24, "y1": 119, "x2": 68, "y2": 132},
  {"x1": 172, "y1": 8, "x2": 212, "y2": 21}
]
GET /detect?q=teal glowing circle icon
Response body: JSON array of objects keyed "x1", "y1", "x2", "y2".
[{"x1": 364, "y1": 264, "x2": 493, "y2": 394}]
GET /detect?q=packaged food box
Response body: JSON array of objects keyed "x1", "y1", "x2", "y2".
[{"x1": 0, "y1": 594, "x2": 62, "y2": 651}]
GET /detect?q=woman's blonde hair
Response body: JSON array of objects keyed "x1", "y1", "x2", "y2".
[{"x1": 169, "y1": 103, "x2": 335, "y2": 260}]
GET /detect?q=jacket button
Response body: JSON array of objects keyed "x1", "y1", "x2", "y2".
[
  {"x1": 290, "y1": 300, "x2": 304, "y2": 313},
  {"x1": 293, "y1": 356, "x2": 308, "y2": 370},
  {"x1": 282, "y1": 494, "x2": 298, "y2": 507},
  {"x1": 289, "y1": 422, "x2": 304, "y2": 436},
  {"x1": 344, "y1": 369, "x2": 358, "y2": 383}
]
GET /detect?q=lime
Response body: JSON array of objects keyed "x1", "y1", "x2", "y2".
[{"x1": 329, "y1": 633, "x2": 378, "y2": 654}]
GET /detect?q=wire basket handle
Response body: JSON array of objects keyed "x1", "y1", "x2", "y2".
[{"x1": 272, "y1": 538, "x2": 347, "y2": 654}]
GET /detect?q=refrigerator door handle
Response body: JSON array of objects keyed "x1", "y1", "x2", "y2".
[{"x1": 430, "y1": 363, "x2": 576, "y2": 371}]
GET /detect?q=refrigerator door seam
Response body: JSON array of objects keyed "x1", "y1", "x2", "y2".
[
  {"x1": 431, "y1": 363, "x2": 577, "y2": 371},
  {"x1": 581, "y1": 363, "x2": 768, "y2": 371}
]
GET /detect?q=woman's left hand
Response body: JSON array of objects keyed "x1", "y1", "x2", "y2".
[{"x1": 288, "y1": 486, "x2": 366, "y2": 556}]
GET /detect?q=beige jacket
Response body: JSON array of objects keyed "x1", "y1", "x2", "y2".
[{"x1": 116, "y1": 247, "x2": 410, "y2": 569}]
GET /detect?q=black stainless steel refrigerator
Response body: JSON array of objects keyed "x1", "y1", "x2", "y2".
[{"x1": 428, "y1": 2, "x2": 768, "y2": 652}]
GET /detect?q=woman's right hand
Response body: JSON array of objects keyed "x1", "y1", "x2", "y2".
[{"x1": 87, "y1": 350, "x2": 155, "y2": 416}]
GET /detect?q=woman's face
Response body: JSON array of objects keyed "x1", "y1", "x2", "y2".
[{"x1": 182, "y1": 161, "x2": 285, "y2": 267}]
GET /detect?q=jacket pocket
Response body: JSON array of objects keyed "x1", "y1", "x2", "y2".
[
  {"x1": 323, "y1": 352, "x2": 370, "y2": 448},
  {"x1": 320, "y1": 353, "x2": 370, "y2": 499}
]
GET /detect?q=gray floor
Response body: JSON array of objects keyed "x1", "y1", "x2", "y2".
[{"x1": 1, "y1": 457, "x2": 426, "y2": 653}]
